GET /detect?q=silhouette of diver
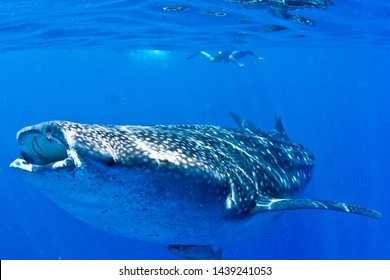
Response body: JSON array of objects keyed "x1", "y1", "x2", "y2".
[{"x1": 187, "y1": 50, "x2": 264, "y2": 68}]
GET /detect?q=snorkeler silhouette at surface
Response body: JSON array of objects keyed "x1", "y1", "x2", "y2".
[{"x1": 187, "y1": 50, "x2": 264, "y2": 68}]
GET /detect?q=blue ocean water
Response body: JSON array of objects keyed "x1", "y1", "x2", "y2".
[{"x1": 0, "y1": 0, "x2": 389, "y2": 260}]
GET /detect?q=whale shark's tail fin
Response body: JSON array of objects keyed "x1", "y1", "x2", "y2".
[{"x1": 252, "y1": 196, "x2": 381, "y2": 219}]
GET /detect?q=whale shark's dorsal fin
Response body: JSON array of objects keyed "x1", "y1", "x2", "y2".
[
  {"x1": 252, "y1": 196, "x2": 381, "y2": 219},
  {"x1": 229, "y1": 112, "x2": 258, "y2": 132},
  {"x1": 274, "y1": 112, "x2": 286, "y2": 135},
  {"x1": 230, "y1": 112, "x2": 288, "y2": 137}
]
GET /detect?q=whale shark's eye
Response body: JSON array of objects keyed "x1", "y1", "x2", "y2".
[{"x1": 18, "y1": 130, "x2": 68, "y2": 165}]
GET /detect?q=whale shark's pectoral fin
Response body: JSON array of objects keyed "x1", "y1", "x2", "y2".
[
  {"x1": 252, "y1": 196, "x2": 381, "y2": 219},
  {"x1": 167, "y1": 245, "x2": 222, "y2": 260}
]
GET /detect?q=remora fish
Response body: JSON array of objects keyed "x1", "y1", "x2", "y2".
[
  {"x1": 167, "y1": 245, "x2": 222, "y2": 260},
  {"x1": 10, "y1": 113, "x2": 380, "y2": 256}
]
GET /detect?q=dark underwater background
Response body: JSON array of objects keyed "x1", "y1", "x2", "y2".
[{"x1": 0, "y1": 0, "x2": 389, "y2": 260}]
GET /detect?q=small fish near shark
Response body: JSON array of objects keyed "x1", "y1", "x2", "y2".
[
  {"x1": 10, "y1": 113, "x2": 380, "y2": 259},
  {"x1": 168, "y1": 245, "x2": 222, "y2": 260}
]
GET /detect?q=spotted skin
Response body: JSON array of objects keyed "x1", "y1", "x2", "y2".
[
  {"x1": 22, "y1": 117, "x2": 314, "y2": 214},
  {"x1": 10, "y1": 114, "x2": 380, "y2": 247}
]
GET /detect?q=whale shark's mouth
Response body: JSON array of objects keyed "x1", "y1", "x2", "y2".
[
  {"x1": 10, "y1": 127, "x2": 75, "y2": 172},
  {"x1": 18, "y1": 130, "x2": 69, "y2": 165}
]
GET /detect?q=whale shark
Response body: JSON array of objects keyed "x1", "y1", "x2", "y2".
[{"x1": 10, "y1": 113, "x2": 380, "y2": 258}]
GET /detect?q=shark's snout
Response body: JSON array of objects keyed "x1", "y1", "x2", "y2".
[
  {"x1": 18, "y1": 129, "x2": 68, "y2": 165},
  {"x1": 10, "y1": 122, "x2": 76, "y2": 172}
]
